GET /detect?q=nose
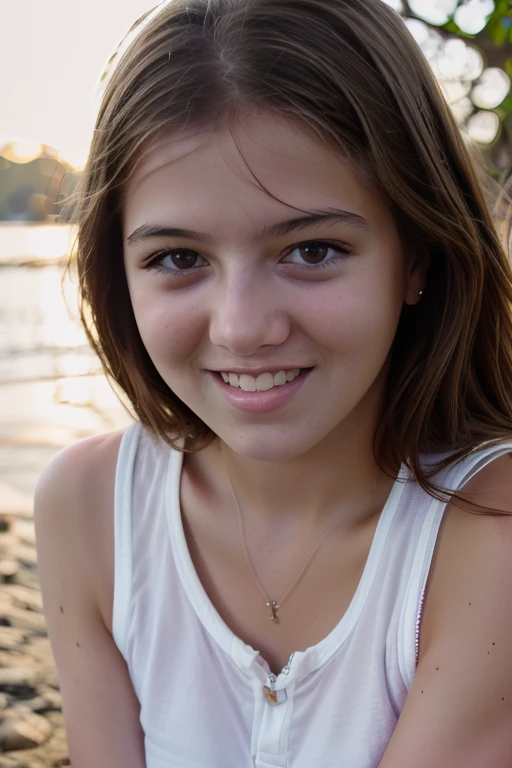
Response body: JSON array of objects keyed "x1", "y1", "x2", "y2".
[{"x1": 208, "y1": 272, "x2": 290, "y2": 356}]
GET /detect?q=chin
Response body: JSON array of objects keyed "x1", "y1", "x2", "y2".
[{"x1": 215, "y1": 425, "x2": 326, "y2": 464}]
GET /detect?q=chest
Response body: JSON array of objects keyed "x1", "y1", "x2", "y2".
[
  {"x1": 113, "y1": 437, "x2": 430, "y2": 767},
  {"x1": 138, "y1": 640, "x2": 399, "y2": 768},
  {"x1": 127, "y1": 493, "x2": 407, "y2": 768},
  {"x1": 181, "y1": 498, "x2": 380, "y2": 675}
]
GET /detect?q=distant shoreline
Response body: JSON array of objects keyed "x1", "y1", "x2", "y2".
[
  {"x1": 0, "y1": 223, "x2": 76, "y2": 266},
  {"x1": 0, "y1": 220, "x2": 67, "y2": 226}
]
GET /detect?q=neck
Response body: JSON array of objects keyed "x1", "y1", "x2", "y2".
[{"x1": 191, "y1": 404, "x2": 394, "y2": 534}]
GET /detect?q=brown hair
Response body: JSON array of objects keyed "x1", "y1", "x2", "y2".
[{"x1": 72, "y1": 0, "x2": 512, "y2": 500}]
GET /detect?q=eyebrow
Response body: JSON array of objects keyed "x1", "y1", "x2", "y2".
[{"x1": 125, "y1": 208, "x2": 369, "y2": 246}]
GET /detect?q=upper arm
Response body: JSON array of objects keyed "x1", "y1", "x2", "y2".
[
  {"x1": 34, "y1": 434, "x2": 146, "y2": 768},
  {"x1": 380, "y1": 453, "x2": 512, "y2": 768}
]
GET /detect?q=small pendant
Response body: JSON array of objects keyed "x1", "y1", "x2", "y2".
[
  {"x1": 266, "y1": 600, "x2": 280, "y2": 623},
  {"x1": 263, "y1": 686, "x2": 278, "y2": 705}
]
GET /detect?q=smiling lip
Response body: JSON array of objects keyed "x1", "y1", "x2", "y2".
[
  {"x1": 209, "y1": 368, "x2": 312, "y2": 414},
  {"x1": 210, "y1": 366, "x2": 306, "y2": 376}
]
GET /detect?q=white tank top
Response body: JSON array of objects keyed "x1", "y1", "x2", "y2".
[{"x1": 112, "y1": 422, "x2": 512, "y2": 768}]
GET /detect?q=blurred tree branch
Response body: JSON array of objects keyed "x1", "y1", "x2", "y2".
[{"x1": 401, "y1": 0, "x2": 512, "y2": 177}]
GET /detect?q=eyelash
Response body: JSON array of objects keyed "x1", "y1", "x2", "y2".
[{"x1": 143, "y1": 240, "x2": 352, "y2": 277}]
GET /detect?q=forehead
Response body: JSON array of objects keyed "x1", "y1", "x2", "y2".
[{"x1": 123, "y1": 109, "x2": 390, "y2": 235}]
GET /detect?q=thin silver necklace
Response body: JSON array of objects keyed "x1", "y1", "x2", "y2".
[{"x1": 226, "y1": 469, "x2": 378, "y2": 624}]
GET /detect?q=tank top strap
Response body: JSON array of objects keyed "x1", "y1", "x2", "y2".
[
  {"x1": 445, "y1": 439, "x2": 512, "y2": 489},
  {"x1": 112, "y1": 421, "x2": 142, "y2": 657},
  {"x1": 398, "y1": 439, "x2": 512, "y2": 689}
]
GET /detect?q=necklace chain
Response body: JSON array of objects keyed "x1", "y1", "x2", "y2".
[{"x1": 226, "y1": 469, "x2": 378, "y2": 623}]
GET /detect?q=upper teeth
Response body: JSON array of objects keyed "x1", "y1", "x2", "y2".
[{"x1": 220, "y1": 369, "x2": 302, "y2": 391}]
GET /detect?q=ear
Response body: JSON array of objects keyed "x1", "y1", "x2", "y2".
[{"x1": 404, "y1": 248, "x2": 430, "y2": 306}]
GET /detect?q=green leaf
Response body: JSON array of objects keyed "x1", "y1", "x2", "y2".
[
  {"x1": 498, "y1": 89, "x2": 512, "y2": 113},
  {"x1": 487, "y1": 17, "x2": 510, "y2": 45},
  {"x1": 484, "y1": 0, "x2": 511, "y2": 24},
  {"x1": 493, "y1": 0, "x2": 511, "y2": 16},
  {"x1": 483, "y1": 0, "x2": 512, "y2": 44},
  {"x1": 441, "y1": 18, "x2": 474, "y2": 37},
  {"x1": 505, "y1": 58, "x2": 512, "y2": 80}
]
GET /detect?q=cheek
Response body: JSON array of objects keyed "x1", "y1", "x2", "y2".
[
  {"x1": 128, "y1": 285, "x2": 204, "y2": 370},
  {"x1": 301, "y1": 276, "x2": 403, "y2": 355}
]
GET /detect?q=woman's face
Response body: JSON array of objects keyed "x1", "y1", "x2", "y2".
[{"x1": 122, "y1": 108, "x2": 423, "y2": 462}]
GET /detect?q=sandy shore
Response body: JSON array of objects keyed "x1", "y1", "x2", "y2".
[{"x1": 0, "y1": 373, "x2": 131, "y2": 767}]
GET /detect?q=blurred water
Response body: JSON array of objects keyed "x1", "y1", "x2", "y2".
[
  {"x1": 0, "y1": 224, "x2": 99, "y2": 385},
  {"x1": 0, "y1": 223, "x2": 76, "y2": 266}
]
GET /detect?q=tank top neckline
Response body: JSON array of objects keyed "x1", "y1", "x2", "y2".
[{"x1": 164, "y1": 445, "x2": 410, "y2": 687}]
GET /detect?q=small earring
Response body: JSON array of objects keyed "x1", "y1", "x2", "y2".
[{"x1": 418, "y1": 290, "x2": 423, "y2": 296}]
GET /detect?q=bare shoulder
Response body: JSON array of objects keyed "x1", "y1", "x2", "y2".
[
  {"x1": 34, "y1": 429, "x2": 126, "y2": 632},
  {"x1": 34, "y1": 427, "x2": 146, "y2": 767},
  {"x1": 420, "y1": 451, "x2": 512, "y2": 655},
  {"x1": 417, "y1": 452, "x2": 512, "y2": 658},
  {"x1": 35, "y1": 428, "x2": 124, "y2": 508},
  {"x1": 379, "y1": 453, "x2": 512, "y2": 767}
]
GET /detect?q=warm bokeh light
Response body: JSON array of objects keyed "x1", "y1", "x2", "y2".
[
  {"x1": 437, "y1": 38, "x2": 473, "y2": 79},
  {"x1": 467, "y1": 109, "x2": 501, "y2": 143},
  {"x1": 55, "y1": 146, "x2": 89, "y2": 172},
  {"x1": 472, "y1": 68, "x2": 511, "y2": 109},
  {"x1": 408, "y1": 0, "x2": 458, "y2": 26},
  {"x1": 405, "y1": 29, "x2": 483, "y2": 83},
  {"x1": 454, "y1": 0, "x2": 495, "y2": 35},
  {"x1": 0, "y1": 140, "x2": 44, "y2": 164},
  {"x1": 407, "y1": 0, "x2": 496, "y2": 33}
]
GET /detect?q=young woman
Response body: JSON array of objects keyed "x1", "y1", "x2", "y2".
[{"x1": 35, "y1": 0, "x2": 512, "y2": 766}]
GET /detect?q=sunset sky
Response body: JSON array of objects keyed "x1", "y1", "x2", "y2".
[{"x1": 1, "y1": 0, "x2": 157, "y2": 167}]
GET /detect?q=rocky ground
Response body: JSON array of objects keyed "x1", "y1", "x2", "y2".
[{"x1": 0, "y1": 375, "x2": 131, "y2": 767}]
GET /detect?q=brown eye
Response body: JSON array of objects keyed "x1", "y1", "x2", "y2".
[
  {"x1": 169, "y1": 249, "x2": 200, "y2": 269},
  {"x1": 297, "y1": 242, "x2": 329, "y2": 264},
  {"x1": 281, "y1": 240, "x2": 349, "y2": 271},
  {"x1": 147, "y1": 248, "x2": 208, "y2": 273}
]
